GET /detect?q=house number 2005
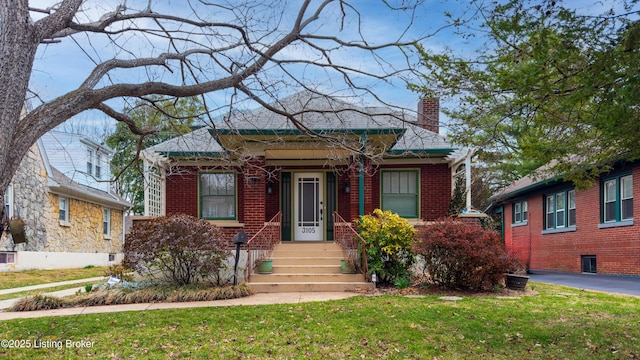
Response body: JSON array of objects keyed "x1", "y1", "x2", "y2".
[{"x1": 302, "y1": 228, "x2": 316, "y2": 233}]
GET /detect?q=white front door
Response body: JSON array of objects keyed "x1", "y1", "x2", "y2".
[{"x1": 294, "y1": 173, "x2": 324, "y2": 241}]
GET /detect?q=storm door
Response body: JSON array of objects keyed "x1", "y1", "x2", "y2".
[{"x1": 293, "y1": 173, "x2": 324, "y2": 241}]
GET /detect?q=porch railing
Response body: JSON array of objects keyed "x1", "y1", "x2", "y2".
[
  {"x1": 333, "y1": 212, "x2": 368, "y2": 277},
  {"x1": 245, "y1": 212, "x2": 282, "y2": 282}
]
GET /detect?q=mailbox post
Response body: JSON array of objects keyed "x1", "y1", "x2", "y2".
[{"x1": 232, "y1": 231, "x2": 247, "y2": 286}]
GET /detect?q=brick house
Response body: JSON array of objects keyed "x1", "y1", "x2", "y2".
[
  {"x1": 492, "y1": 162, "x2": 640, "y2": 276},
  {"x1": 1, "y1": 130, "x2": 131, "y2": 270},
  {"x1": 141, "y1": 92, "x2": 470, "y2": 289}
]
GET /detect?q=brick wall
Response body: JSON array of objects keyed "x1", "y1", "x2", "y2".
[
  {"x1": 165, "y1": 167, "x2": 199, "y2": 217},
  {"x1": 504, "y1": 166, "x2": 640, "y2": 276},
  {"x1": 370, "y1": 162, "x2": 451, "y2": 221}
]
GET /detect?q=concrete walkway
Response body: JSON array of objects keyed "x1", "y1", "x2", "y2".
[{"x1": 0, "y1": 277, "x2": 358, "y2": 321}]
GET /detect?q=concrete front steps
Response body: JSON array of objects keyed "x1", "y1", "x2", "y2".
[{"x1": 249, "y1": 242, "x2": 373, "y2": 293}]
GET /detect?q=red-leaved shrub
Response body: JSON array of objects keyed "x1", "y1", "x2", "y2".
[
  {"x1": 124, "y1": 213, "x2": 230, "y2": 285},
  {"x1": 413, "y1": 218, "x2": 512, "y2": 292}
]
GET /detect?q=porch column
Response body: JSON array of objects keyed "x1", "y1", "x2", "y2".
[
  {"x1": 349, "y1": 156, "x2": 360, "y2": 218},
  {"x1": 243, "y1": 156, "x2": 267, "y2": 235},
  {"x1": 349, "y1": 155, "x2": 374, "y2": 218}
]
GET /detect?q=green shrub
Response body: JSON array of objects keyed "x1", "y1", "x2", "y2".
[
  {"x1": 357, "y1": 209, "x2": 416, "y2": 286},
  {"x1": 123, "y1": 213, "x2": 230, "y2": 285},
  {"x1": 413, "y1": 217, "x2": 511, "y2": 292}
]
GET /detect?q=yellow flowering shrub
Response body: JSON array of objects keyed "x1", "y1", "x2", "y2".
[{"x1": 357, "y1": 209, "x2": 416, "y2": 285}]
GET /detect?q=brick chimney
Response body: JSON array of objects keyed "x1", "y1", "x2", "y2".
[{"x1": 417, "y1": 97, "x2": 439, "y2": 134}]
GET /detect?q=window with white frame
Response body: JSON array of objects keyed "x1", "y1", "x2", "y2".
[
  {"x1": 381, "y1": 170, "x2": 419, "y2": 218},
  {"x1": 545, "y1": 189, "x2": 576, "y2": 230},
  {"x1": 95, "y1": 152, "x2": 102, "y2": 179},
  {"x1": 200, "y1": 172, "x2": 236, "y2": 220},
  {"x1": 0, "y1": 252, "x2": 16, "y2": 264},
  {"x1": 602, "y1": 174, "x2": 633, "y2": 223},
  {"x1": 86, "y1": 148, "x2": 94, "y2": 175},
  {"x1": 4, "y1": 184, "x2": 13, "y2": 219},
  {"x1": 59, "y1": 197, "x2": 69, "y2": 222},
  {"x1": 103, "y1": 208, "x2": 111, "y2": 236},
  {"x1": 512, "y1": 200, "x2": 527, "y2": 224}
]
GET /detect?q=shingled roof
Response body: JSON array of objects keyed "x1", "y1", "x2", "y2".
[{"x1": 146, "y1": 91, "x2": 466, "y2": 162}]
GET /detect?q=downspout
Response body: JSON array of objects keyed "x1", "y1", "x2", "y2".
[
  {"x1": 359, "y1": 134, "x2": 367, "y2": 216},
  {"x1": 122, "y1": 210, "x2": 126, "y2": 261}
]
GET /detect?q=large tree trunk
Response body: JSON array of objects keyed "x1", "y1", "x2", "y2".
[{"x1": 0, "y1": 2, "x2": 39, "y2": 220}]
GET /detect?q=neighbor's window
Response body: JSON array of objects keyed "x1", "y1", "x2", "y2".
[
  {"x1": 103, "y1": 208, "x2": 111, "y2": 237},
  {"x1": 4, "y1": 184, "x2": 13, "y2": 218},
  {"x1": 545, "y1": 189, "x2": 576, "y2": 230},
  {"x1": 95, "y1": 152, "x2": 102, "y2": 179},
  {"x1": 381, "y1": 170, "x2": 419, "y2": 218},
  {"x1": 512, "y1": 200, "x2": 528, "y2": 224},
  {"x1": 200, "y1": 172, "x2": 236, "y2": 220},
  {"x1": 602, "y1": 174, "x2": 633, "y2": 223},
  {"x1": 86, "y1": 148, "x2": 94, "y2": 175},
  {"x1": 59, "y1": 197, "x2": 69, "y2": 222},
  {"x1": 0, "y1": 252, "x2": 16, "y2": 264}
]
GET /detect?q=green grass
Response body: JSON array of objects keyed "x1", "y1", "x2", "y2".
[
  {"x1": 0, "y1": 267, "x2": 108, "y2": 290},
  {"x1": 0, "y1": 283, "x2": 639, "y2": 359},
  {"x1": 0, "y1": 282, "x2": 98, "y2": 301}
]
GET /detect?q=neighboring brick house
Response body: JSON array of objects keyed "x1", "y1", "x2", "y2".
[
  {"x1": 1, "y1": 130, "x2": 131, "y2": 270},
  {"x1": 141, "y1": 92, "x2": 469, "y2": 243},
  {"x1": 492, "y1": 161, "x2": 640, "y2": 276}
]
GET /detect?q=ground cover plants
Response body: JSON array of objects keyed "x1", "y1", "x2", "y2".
[
  {"x1": 8, "y1": 282, "x2": 253, "y2": 311},
  {"x1": 0, "y1": 283, "x2": 638, "y2": 359}
]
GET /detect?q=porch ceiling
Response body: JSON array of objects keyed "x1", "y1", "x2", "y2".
[
  {"x1": 265, "y1": 148, "x2": 352, "y2": 160},
  {"x1": 214, "y1": 130, "x2": 404, "y2": 157}
]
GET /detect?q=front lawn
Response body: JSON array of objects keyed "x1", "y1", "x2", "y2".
[
  {"x1": 1, "y1": 283, "x2": 638, "y2": 359},
  {"x1": 0, "y1": 267, "x2": 108, "y2": 290}
]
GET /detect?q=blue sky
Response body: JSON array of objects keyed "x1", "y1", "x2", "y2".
[
  {"x1": 28, "y1": 1, "x2": 473, "y2": 133},
  {"x1": 27, "y1": 0, "x2": 638, "y2": 137}
]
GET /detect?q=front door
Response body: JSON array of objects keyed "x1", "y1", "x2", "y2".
[{"x1": 294, "y1": 173, "x2": 324, "y2": 241}]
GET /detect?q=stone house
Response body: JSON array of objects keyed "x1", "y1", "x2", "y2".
[
  {"x1": 141, "y1": 92, "x2": 471, "y2": 291},
  {"x1": 1, "y1": 130, "x2": 131, "y2": 270}
]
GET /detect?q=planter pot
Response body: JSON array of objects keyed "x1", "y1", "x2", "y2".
[
  {"x1": 257, "y1": 259, "x2": 273, "y2": 274},
  {"x1": 505, "y1": 274, "x2": 529, "y2": 290},
  {"x1": 340, "y1": 259, "x2": 355, "y2": 274}
]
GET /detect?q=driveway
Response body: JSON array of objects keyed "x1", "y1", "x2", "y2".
[{"x1": 528, "y1": 270, "x2": 640, "y2": 297}]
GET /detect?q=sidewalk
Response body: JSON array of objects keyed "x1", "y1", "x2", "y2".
[{"x1": 0, "y1": 277, "x2": 358, "y2": 321}]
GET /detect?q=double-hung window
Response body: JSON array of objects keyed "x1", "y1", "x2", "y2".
[
  {"x1": 544, "y1": 189, "x2": 576, "y2": 230},
  {"x1": 86, "y1": 149, "x2": 94, "y2": 175},
  {"x1": 103, "y1": 208, "x2": 111, "y2": 237},
  {"x1": 95, "y1": 152, "x2": 102, "y2": 179},
  {"x1": 59, "y1": 197, "x2": 69, "y2": 223},
  {"x1": 200, "y1": 172, "x2": 236, "y2": 220},
  {"x1": 381, "y1": 170, "x2": 419, "y2": 218},
  {"x1": 4, "y1": 184, "x2": 13, "y2": 219},
  {"x1": 602, "y1": 174, "x2": 633, "y2": 224},
  {"x1": 512, "y1": 200, "x2": 528, "y2": 225}
]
